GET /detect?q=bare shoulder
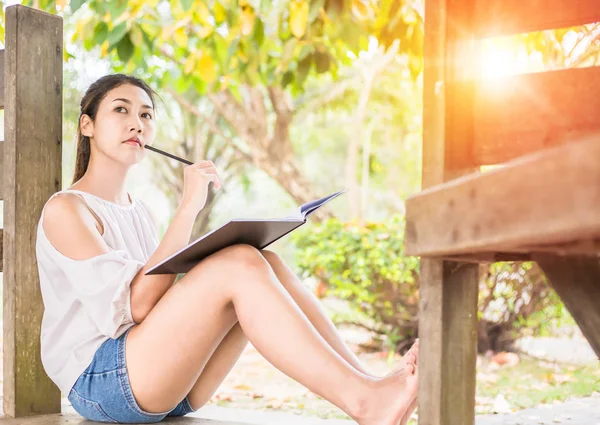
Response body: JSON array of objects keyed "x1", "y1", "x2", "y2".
[{"x1": 42, "y1": 193, "x2": 110, "y2": 260}]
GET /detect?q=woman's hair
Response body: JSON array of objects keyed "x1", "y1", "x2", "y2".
[{"x1": 72, "y1": 74, "x2": 159, "y2": 184}]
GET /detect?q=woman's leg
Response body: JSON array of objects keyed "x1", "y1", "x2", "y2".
[
  {"x1": 125, "y1": 244, "x2": 417, "y2": 425},
  {"x1": 152, "y1": 247, "x2": 420, "y2": 419},
  {"x1": 180, "y1": 250, "x2": 418, "y2": 410},
  {"x1": 184, "y1": 321, "x2": 248, "y2": 408},
  {"x1": 183, "y1": 249, "x2": 420, "y2": 409},
  {"x1": 260, "y1": 249, "x2": 418, "y2": 375},
  {"x1": 260, "y1": 249, "x2": 419, "y2": 423}
]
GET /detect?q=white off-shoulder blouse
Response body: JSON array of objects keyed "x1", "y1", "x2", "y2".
[{"x1": 35, "y1": 189, "x2": 159, "y2": 395}]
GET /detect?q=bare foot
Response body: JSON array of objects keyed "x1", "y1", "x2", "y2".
[
  {"x1": 388, "y1": 339, "x2": 419, "y2": 377},
  {"x1": 397, "y1": 340, "x2": 419, "y2": 424},
  {"x1": 351, "y1": 363, "x2": 418, "y2": 425}
]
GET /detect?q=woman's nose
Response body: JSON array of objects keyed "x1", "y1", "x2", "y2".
[{"x1": 129, "y1": 118, "x2": 143, "y2": 133}]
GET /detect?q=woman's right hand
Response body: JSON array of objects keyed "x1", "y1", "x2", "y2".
[{"x1": 179, "y1": 160, "x2": 221, "y2": 215}]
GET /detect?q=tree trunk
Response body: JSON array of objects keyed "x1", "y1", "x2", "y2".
[
  {"x1": 347, "y1": 69, "x2": 375, "y2": 221},
  {"x1": 207, "y1": 86, "x2": 336, "y2": 222}
]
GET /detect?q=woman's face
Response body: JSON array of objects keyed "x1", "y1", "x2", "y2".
[{"x1": 81, "y1": 83, "x2": 156, "y2": 166}]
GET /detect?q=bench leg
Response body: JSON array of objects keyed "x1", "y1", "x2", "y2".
[
  {"x1": 418, "y1": 260, "x2": 479, "y2": 425},
  {"x1": 536, "y1": 255, "x2": 600, "y2": 358}
]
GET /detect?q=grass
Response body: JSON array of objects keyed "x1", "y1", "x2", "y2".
[
  {"x1": 209, "y1": 354, "x2": 600, "y2": 423},
  {"x1": 476, "y1": 355, "x2": 600, "y2": 414}
]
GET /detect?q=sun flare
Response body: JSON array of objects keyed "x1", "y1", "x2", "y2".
[{"x1": 477, "y1": 39, "x2": 528, "y2": 80}]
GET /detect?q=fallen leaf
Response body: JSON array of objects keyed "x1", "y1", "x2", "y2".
[
  {"x1": 491, "y1": 394, "x2": 511, "y2": 414},
  {"x1": 234, "y1": 384, "x2": 253, "y2": 391}
]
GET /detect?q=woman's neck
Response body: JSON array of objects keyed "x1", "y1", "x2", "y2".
[{"x1": 71, "y1": 155, "x2": 131, "y2": 205}]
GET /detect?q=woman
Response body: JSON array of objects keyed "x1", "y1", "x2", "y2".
[{"x1": 36, "y1": 74, "x2": 419, "y2": 424}]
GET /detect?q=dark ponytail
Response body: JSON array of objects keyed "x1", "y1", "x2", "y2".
[{"x1": 72, "y1": 74, "x2": 158, "y2": 184}]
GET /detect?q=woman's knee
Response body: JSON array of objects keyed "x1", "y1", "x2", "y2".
[
  {"x1": 260, "y1": 249, "x2": 280, "y2": 265},
  {"x1": 189, "y1": 244, "x2": 270, "y2": 279}
]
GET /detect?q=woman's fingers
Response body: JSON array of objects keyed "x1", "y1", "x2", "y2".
[
  {"x1": 196, "y1": 169, "x2": 221, "y2": 189},
  {"x1": 193, "y1": 160, "x2": 215, "y2": 169},
  {"x1": 190, "y1": 160, "x2": 222, "y2": 188}
]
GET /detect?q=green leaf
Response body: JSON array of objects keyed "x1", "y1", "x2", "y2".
[
  {"x1": 226, "y1": 37, "x2": 240, "y2": 66},
  {"x1": 107, "y1": 22, "x2": 128, "y2": 48},
  {"x1": 89, "y1": 0, "x2": 106, "y2": 15},
  {"x1": 214, "y1": 1, "x2": 227, "y2": 24},
  {"x1": 314, "y1": 50, "x2": 331, "y2": 73},
  {"x1": 297, "y1": 43, "x2": 313, "y2": 60},
  {"x1": 130, "y1": 24, "x2": 143, "y2": 47},
  {"x1": 70, "y1": 0, "x2": 87, "y2": 13},
  {"x1": 253, "y1": 17, "x2": 265, "y2": 47},
  {"x1": 296, "y1": 53, "x2": 312, "y2": 86},
  {"x1": 340, "y1": 23, "x2": 361, "y2": 53},
  {"x1": 213, "y1": 35, "x2": 228, "y2": 66},
  {"x1": 282, "y1": 71, "x2": 294, "y2": 88},
  {"x1": 93, "y1": 21, "x2": 109, "y2": 45},
  {"x1": 116, "y1": 33, "x2": 134, "y2": 62},
  {"x1": 107, "y1": 0, "x2": 128, "y2": 19},
  {"x1": 192, "y1": 75, "x2": 207, "y2": 94},
  {"x1": 180, "y1": 0, "x2": 194, "y2": 12},
  {"x1": 142, "y1": 26, "x2": 154, "y2": 50},
  {"x1": 174, "y1": 75, "x2": 193, "y2": 92},
  {"x1": 308, "y1": 0, "x2": 325, "y2": 22}
]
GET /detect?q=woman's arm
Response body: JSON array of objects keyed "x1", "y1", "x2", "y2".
[
  {"x1": 128, "y1": 204, "x2": 197, "y2": 322},
  {"x1": 43, "y1": 194, "x2": 197, "y2": 324},
  {"x1": 131, "y1": 160, "x2": 221, "y2": 321}
]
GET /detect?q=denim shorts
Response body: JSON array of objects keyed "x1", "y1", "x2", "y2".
[{"x1": 68, "y1": 327, "x2": 196, "y2": 423}]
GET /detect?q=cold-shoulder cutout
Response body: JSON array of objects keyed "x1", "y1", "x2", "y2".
[{"x1": 42, "y1": 192, "x2": 108, "y2": 261}]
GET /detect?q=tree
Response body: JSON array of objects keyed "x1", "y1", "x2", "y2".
[{"x1": 16, "y1": 0, "x2": 424, "y2": 221}]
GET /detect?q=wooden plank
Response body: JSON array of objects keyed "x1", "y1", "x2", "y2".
[
  {"x1": 465, "y1": 67, "x2": 600, "y2": 166},
  {"x1": 0, "y1": 143, "x2": 4, "y2": 199},
  {"x1": 441, "y1": 252, "x2": 532, "y2": 263},
  {"x1": 419, "y1": 261, "x2": 479, "y2": 424},
  {"x1": 3, "y1": 5, "x2": 63, "y2": 418},
  {"x1": 417, "y1": 1, "x2": 479, "y2": 425},
  {"x1": 474, "y1": 0, "x2": 600, "y2": 38},
  {"x1": 535, "y1": 255, "x2": 600, "y2": 358},
  {"x1": 0, "y1": 413, "x2": 249, "y2": 424},
  {"x1": 404, "y1": 135, "x2": 600, "y2": 257},
  {"x1": 0, "y1": 49, "x2": 4, "y2": 109}
]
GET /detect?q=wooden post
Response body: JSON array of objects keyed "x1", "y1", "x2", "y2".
[
  {"x1": 535, "y1": 255, "x2": 600, "y2": 358},
  {"x1": 3, "y1": 5, "x2": 63, "y2": 417},
  {"x1": 418, "y1": 1, "x2": 479, "y2": 424}
]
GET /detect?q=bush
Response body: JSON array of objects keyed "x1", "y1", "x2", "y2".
[
  {"x1": 478, "y1": 261, "x2": 574, "y2": 352},
  {"x1": 293, "y1": 216, "x2": 420, "y2": 352},
  {"x1": 293, "y1": 215, "x2": 573, "y2": 354}
]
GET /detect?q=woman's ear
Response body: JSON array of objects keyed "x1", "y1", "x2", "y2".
[{"x1": 80, "y1": 114, "x2": 94, "y2": 138}]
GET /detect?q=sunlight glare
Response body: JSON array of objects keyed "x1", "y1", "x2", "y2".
[{"x1": 477, "y1": 39, "x2": 527, "y2": 80}]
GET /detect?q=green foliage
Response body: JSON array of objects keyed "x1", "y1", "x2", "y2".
[
  {"x1": 479, "y1": 262, "x2": 574, "y2": 345},
  {"x1": 294, "y1": 216, "x2": 573, "y2": 352},
  {"x1": 293, "y1": 215, "x2": 420, "y2": 349},
  {"x1": 14, "y1": 0, "x2": 423, "y2": 96}
]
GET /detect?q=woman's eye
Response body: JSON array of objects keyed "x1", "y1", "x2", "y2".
[
  {"x1": 142, "y1": 113, "x2": 153, "y2": 119},
  {"x1": 115, "y1": 106, "x2": 127, "y2": 113}
]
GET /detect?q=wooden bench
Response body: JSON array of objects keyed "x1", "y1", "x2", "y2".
[{"x1": 405, "y1": 1, "x2": 600, "y2": 424}]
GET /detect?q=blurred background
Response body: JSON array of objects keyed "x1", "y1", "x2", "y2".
[{"x1": 0, "y1": 0, "x2": 598, "y2": 422}]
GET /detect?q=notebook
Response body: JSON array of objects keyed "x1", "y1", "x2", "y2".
[{"x1": 145, "y1": 189, "x2": 346, "y2": 275}]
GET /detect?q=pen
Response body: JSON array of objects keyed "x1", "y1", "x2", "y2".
[{"x1": 144, "y1": 144, "x2": 194, "y2": 165}]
